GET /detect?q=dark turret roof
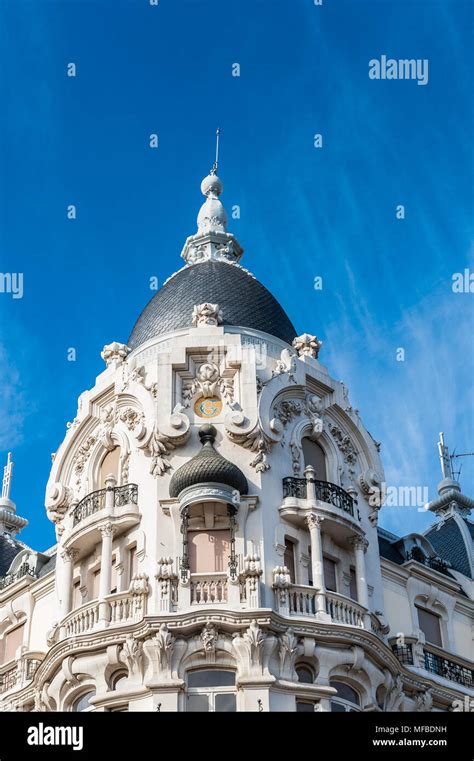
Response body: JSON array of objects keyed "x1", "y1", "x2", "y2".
[
  {"x1": 128, "y1": 260, "x2": 296, "y2": 350},
  {"x1": 169, "y1": 425, "x2": 248, "y2": 499}
]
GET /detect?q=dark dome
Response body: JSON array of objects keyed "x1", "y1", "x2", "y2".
[
  {"x1": 169, "y1": 425, "x2": 248, "y2": 498},
  {"x1": 128, "y1": 260, "x2": 296, "y2": 349}
]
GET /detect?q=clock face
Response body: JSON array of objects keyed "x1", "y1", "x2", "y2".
[{"x1": 194, "y1": 397, "x2": 223, "y2": 418}]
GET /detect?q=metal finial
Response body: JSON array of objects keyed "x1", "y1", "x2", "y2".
[
  {"x1": 210, "y1": 128, "x2": 221, "y2": 175},
  {"x1": 2, "y1": 452, "x2": 13, "y2": 499}
]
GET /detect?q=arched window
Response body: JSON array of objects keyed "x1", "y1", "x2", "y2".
[
  {"x1": 72, "y1": 690, "x2": 96, "y2": 712},
  {"x1": 99, "y1": 447, "x2": 120, "y2": 489},
  {"x1": 296, "y1": 665, "x2": 314, "y2": 684},
  {"x1": 187, "y1": 669, "x2": 236, "y2": 712},
  {"x1": 330, "y1": 681, "x2": 360, "y2": 712},
  {"x1": 302, "y1": 439, "x2": 327, "y2": 481}
]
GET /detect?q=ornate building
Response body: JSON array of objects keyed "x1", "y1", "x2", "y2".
[{"x1": 0, "y1": 166, "x2": 472, "y2": 713}]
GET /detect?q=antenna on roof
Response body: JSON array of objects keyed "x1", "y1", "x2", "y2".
[
  {"x1": 438, "y1": 432, "x2": 473, "y2": 483},
  {"x1": 210, "y1": 128, "x2": 221, "y2": 175}
]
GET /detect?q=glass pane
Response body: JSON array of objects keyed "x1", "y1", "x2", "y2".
[
  {"x1": 323, "y1": 557, "x2": 337, "y2": 592},
  {"x1": 215, "y1": 693, "x2": 237, "y2": 712},
  {"x1": 284, "y1": 539, "x2": 296, "y2": 583},
  {"x1": 72, "y1": 691, "x2": 95, "y2": 712},
  {"x1": 187, "y1": 694, "x2": 210, "y2": 712},
  {"x1": 331, "y1": 681, "x2": 360, "y2": 705},
  {"x1": 296, "y1": 701, "x2": 315, "y2": 712},
  {"x1": 296, "y1": 666, "x2": 314, "y2": 684},
  {"x1": 302, "y1": 438, "x2": 327, "y2": 481},
  {"x1": 331, "y1": 701, "x2": 346, "y2": 712},
  {"x1": 417, "y1": 607, "x2": 442, "y2": 647},
  {"x1": 188, "y1": 670, "x2": 235, "y2": 688}
]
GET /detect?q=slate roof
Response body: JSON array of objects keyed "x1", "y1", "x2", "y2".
[
  {"x1": 0, "y1": 535, "x2": 28, "y2": 576},
  {"x1": 377, "y1": 530, "x2": 405, "y2": 565},
  {"x1": 128, "y1": 260, "x2": 297, "y2": 349},
  {"x1": 425, "y1": 517, "x2": 473, "y2": 578}
]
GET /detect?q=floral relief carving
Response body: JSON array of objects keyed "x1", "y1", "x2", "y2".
[
  {"x1": 191, "y1": 303, "x2": 223, "y2": 327},
  {"x1": 182, "y1": 362, "x2": 234, "y2": 408}
]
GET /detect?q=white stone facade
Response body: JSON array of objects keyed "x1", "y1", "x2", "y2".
[{"x1": 0, "y1": 173, "x2": 472, "y2": 714}]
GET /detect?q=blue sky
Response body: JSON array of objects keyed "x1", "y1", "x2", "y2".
[{"x1": 0, "y1": 0, "x2": 473, "y2": 551}]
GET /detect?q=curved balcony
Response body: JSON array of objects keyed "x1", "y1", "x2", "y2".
[
  {"x1": 282, "y1": 477, "x2": 358, "y2": 519},
  {"x1": 276, "y1": 584, "x2": 369, "y2": 629},
  {"x1": 60, "y1": 589, "x2": 147, "y2": 639},
  {"x1": 72, "y1": 483, "x2": 138, "y2": 527},
  {"x1": 391, "y1": 639, "x2": 474, "y2": 688},
  {"x1": 64, "y1": 483, "x2": 140, "y2": 553},
  {"x1": 280, "y1": 476, "x2": 363, "y2": 544}
]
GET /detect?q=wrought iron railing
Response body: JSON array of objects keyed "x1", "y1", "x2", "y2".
[
  {"x1": 0, "y1": 665, "x2": 17, "y2": 693},
  {"x1": 405, "y1": 548, "x2": 449, "y2": 575},
  {"x1": 0, "y1": 562, "x2": 37, "y2": 590},
  {"x1": 423, "y1": 649, "x2": 473, "y2": 687},
  {"x1": 282, "y1": 477, "x2": 356, "y2": 518},
  {"x1": 391, "y1": 643, "x2": 414, "y2": 665},
  {"x1": 72, "y1": 483, "x2": 138, "y2": 527}
]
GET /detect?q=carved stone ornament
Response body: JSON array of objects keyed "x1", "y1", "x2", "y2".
[
  {"x1": 152, "y1": 623, "x2": 175, "y2": 674},
  {"x1": 278, "y1": 628, "x2": 300, "y2": 680},
  {"x1": 191, "y1": 303, "x2": 223, "y2": 327},
  {"x1": 413, "y1": 689, "x2": 433, "y2": 712},
  {"x1": 101, "y1": 341, "x2": 130, "y2": 367},
  {"x1": 121, "y1": 635, "x2": 143, "y2": 677},
  {"x1": 147, "y1": 426, "x2": 175, "y2": 476},
  {"x1": 226, "y1": 424, "x2": 272, "y2": 472},
  {"x1": 272, "y1": 348, "x2": 297, "y2": 384},
  {"x1": 292, "y1": 333, "x2": 322, "y2": 359},
  {"x1": 129, "y1": 572, "x2": 149, "y2": 595},
  {"x1": 384, "y1": 675, "x2": 404, "y2": 712},
  {"x1": 182, "y1": 362, "x2": 234, "y2": 408},
  {"x1": 232, "y1": 620, "x2": 267, "y2": 677},
  {"x1": 200, "y1": 622, "x2": 218, "y2": 662}
]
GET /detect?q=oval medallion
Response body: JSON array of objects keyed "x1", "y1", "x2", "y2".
[{"x1": 194, "y1": 397, "x2": 223, "y2": 418}]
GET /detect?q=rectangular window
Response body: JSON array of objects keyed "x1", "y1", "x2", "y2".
[
  {"x1": 189, "y1": 530, "x2": 231, "y2": 573},
  {"x1": 73, "y1": 579, "x2": 82, "y2": 608},
  {"x1": 129, "y1": 546, "x2": 137, "y2": 583},
  {"x1": 308, "y1": 546, "x2": 313, "y2": 586},
  {"x1": 91, "y1": 569, "x2": 101, "y2": 600},
  {"x1": 417, "y1": 606, "x2": 442, "y2": 647},
  {"x1": 284, "y1": 538, "x2": 296, "y2": 584},
  {"x1": 111, "y1": 557, "x2": 117, "y2": 594},
  {"x1": 323, "y1": 556, "x2": 337, "y2": 592},
  {"x1": 296, "y1": 700, "x2": 315, "y2": 712},
  {"x1": 349, "y1": 568, "x2": 358, "y2": 600},
  {"x1": 3, "y1": 623, "x2": 25, "y2": 663}
]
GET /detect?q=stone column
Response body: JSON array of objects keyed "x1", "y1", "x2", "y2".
[
  {"x1": 58, "y1": 548, "x2": 79, "y2": 621},
  {"x1": 304, "y1": 466, "x2": 317, "y2": 505},
  {"x1": 351, "y1": 536, "x2": 370, "y2": 626},
  {"x1": 306, "y1": 513, "x2": 327, "y2": 617},
  {"x1": 98, "y1": 522, "x2": 116, "y2": 623}
]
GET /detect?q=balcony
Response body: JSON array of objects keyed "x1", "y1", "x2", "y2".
[
  {"x1": 60, "y1": 588, "x2": 147, "y2": 639},
  {"x1": 64, "y1": 482, "x2": 140, "y2": 552},
  {"x1": 190, "y1": 573, "x2": 228, "y2": 605},
  {"x1": 72, "y1": 483, "x2": 138, "y2": 527},
  {"x1": 0, "y1": 653, "x2": 42, "y2": 696},
  {"x1": 423, "y1": 648, "x2": 473, "y2": 688},
  {"x1": 282, "y1": 477, "x2": 358, "y2": 519},
  {"x1": 275, "y1": 583, "x2": 371, "y2": 630},
  {"x1": 404, "y1": 547, "x2": 450, "y2": 577},
  {"x1": 280, "y1": 475, "x2": 363, "y2": 545},
  {"x1": 391, "y1": 640, "x2": 474, "y2": 688},
  {"x1": 0, "y1": 561, "x2": 38, "y2": 591}
]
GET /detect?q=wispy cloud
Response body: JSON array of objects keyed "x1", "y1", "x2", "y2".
[{"x1": 0, "y1": 343, "x2": 30, "y2": 450}]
